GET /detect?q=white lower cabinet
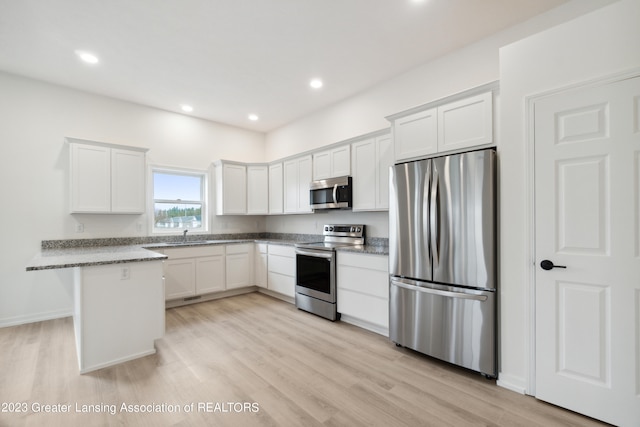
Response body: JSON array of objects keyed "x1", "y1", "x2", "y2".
[
  {"x1": 267, "y1": 244, "x2": 295, "y2": 297},
  {"x1": 337, "y1": 252, "x2": 389, "y2": 335},
  {"x1": 225, "y1": 243, "x2": 253, "y2": 290},
  {"x1": 161, "y1": 246, "x2": 225, "y2": 300}
]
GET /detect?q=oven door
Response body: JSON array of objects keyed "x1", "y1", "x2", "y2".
[{"x1": 295, "y1": 248, "x2": 336, "y2": 303}]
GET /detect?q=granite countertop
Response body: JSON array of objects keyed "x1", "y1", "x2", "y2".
[
  {"x1": 336, "y1": 245, "x2": 389, "y2": 255},
  {"x1": 26, "y1": 234, "x2": 389, "y2": 271},
  {"x1": 26, "y1": 245, "x2": 168, "y2": 271}
]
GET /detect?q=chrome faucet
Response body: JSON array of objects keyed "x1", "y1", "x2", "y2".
[{"x1": 183, "y1": 229, "x2": 188, "y2": 243}]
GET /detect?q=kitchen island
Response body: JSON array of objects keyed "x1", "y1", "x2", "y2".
[{"x1": 26, "y1": 246, "x2": 167, "y2": 374}]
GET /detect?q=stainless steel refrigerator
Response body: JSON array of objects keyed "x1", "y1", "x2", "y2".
[{"x1": 389, "y1": 148, "x2": 496, "y2": 377}]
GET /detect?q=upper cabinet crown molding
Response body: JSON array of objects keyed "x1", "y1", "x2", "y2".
[{"x1": 68, "y1": 137, "x2": 147, "y2": 214}]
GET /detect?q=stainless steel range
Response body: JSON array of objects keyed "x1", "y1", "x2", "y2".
[{"x1": 295, "y1": 224, "x2": 365, "y2": 321}]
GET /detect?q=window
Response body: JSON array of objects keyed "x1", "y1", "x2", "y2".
[{"x1": 151, "y1": 167, "x2": 207, "y2": 233}]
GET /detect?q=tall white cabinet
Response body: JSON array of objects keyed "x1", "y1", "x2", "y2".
[{"x1": 68, "y1": 138, "x2": 147, "y2": 214}]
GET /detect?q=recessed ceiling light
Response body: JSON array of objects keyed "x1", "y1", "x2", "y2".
[
  {"x1": 310, "y1": 78, "x2": 323, "y2": 89},
  {"x1": 248, "y1": 114, "x2": 259, "y2": 121},
  {"x1": 181, "y1": 104, "x2": 193, "y2": 113},
  {"x1": 75, "y1": 50, "x2": 99, "y2": 64}
]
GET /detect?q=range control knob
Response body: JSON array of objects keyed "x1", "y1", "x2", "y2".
[
  {"x1": 329, "y1": 226, "x2": 334, "y2": 231},
  {"x1": 356, "y1": 227, "x2": 361, "y2": 233},
  {"x1": 350, "y1": 226, "x2": 356, "y2": 232},
  {"x1": 324, "y1": 226, "x2": 329, "y2": 232}
]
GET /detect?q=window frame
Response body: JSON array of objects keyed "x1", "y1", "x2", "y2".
[{"x1": 149, "y1": 165, "x2": 209, "y2": 235}]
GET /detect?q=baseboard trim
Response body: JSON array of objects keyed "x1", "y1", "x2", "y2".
[
  {"x1": 0, "y1": 309, "x2": 72, "y2": 328},
  {"x1": 339, "y1": 314, "x2": 388, "y2": 337},
  {"x1": 496, "y1": 372, "x2": 528, "y2": 395}
]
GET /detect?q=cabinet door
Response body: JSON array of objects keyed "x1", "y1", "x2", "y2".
[
  {"x1": 247, "y1": 165, "x2": 269, "y2": 214},
  {"x1": 312, "y1": 151, "x2": 331, "y2": 181},
  {"x1": 394, "y1": 107, "x2": 437, "y2": 162},
  {"x1": 255, "y1": 246, "x2": 268, "y2": 288},
  {"x1": 221, "y1": 163, "x2": 247, "y2": 214},
  {"x1": 226, "y1": 244, "x2": 252, "y2": 289},
  {"x1": 195, "y1": 255, "x2": 225, "y2": 294},
  {"x1": 351, "y1": 138, "x2": 376, "y2": 211},
  {"x1": 375, "y1": 133, "x2": 393, "y2": 210},
  {"x1": 437, "y1": 92, "x2": 493, "y2": 152},
  {"x1": 283, "y1": 159, "x2": 298, "y2": 214},
  {"x1": 268, "y1": 163, "x2": 283, "y2": 214},
  {"x1": 70, "y1": 143, "x2": 111, "y2": 213},
  {"x1": 164, "y1": 258, "x2": 196, "y2": 300},
  {"x1": 297, "y1": 155, "x2": 313, "y2": 213},
  {"x1": 111, "y1": 148, "x2": 145, "y2": 213},
  {"x1": 330, "y1": 145, "x2": 350, "y2": 177}
]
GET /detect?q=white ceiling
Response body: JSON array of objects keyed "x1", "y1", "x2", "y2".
[{"x1": 0, "y1": 0, "x2": 568, "y2": 133}]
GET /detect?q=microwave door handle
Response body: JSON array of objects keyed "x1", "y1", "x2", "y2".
[{"x1": 333, "y1": 184, "x2": 338, "y2": 205}]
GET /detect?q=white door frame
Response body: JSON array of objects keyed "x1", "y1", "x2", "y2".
[{"x1": 525, "y1": 66, "x2": 640, "y2": 396}]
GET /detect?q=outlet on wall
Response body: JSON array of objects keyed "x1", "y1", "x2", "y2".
[
  {"x1": 75, "y1": 223, "x2": 84, "y2": 233},
  {"x1": 120, "y1": 266, "x2": 130, "y2": 280}
]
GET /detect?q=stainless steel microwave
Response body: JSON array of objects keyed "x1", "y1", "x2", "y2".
[{"x1": 309, "y1": 176, "x2": 352, "y2": 210}]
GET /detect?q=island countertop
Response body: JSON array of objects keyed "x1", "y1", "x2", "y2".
[{"x1": 25, "y1": 245, "x2": 167, "y2": 271}]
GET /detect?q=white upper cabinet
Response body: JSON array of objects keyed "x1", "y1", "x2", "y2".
[
  {"x1": 393, "y1": 107, "x2": 438, "y2": 162},
  {"x1": 312, "y1": 145, "x2": 351, "y2": 180},
  {"x1": 389, "y1": 85, "x2": 496, "y2": 162},
  {"x1": 437, "y1": 91, "x2": 493, "y2": 152},
  {"x1": 111, "y1": 148, "x2": 146, "y2": 213},
  {"x1": 214, "y1": 161, "x2": 247, "y2": 215},
  {"x1": 247, "y1": 165, "x2": 269, "y2": 215},
  {"x1": 284, "y1": 155, "x2": 313, "y2": 214},
  {"x1": 268, "y1": 163, "x2": 284, "y2": 214},
  {"x1": 351, "y1": 131, "x2": 393, "y2": 211},
  {"x1": 69, "y1": 138, "x2": 147, "y2": 214}
]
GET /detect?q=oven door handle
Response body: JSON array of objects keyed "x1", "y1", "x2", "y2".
[{"x1": 296, "y1": 249, "x2": 333, "y2": 259}]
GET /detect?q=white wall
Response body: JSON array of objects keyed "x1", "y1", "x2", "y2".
[
  {"x1": 0, "y1": 72, "x2": 265, "y2": 326},
  {"x1": 498, "y1": 0, "x2": 640, "y2": 394},
  {"x1": 263, "y1": 0, "x2": 612, "y2": 162}
]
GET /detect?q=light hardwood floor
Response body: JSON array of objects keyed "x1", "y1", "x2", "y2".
[{"x1": 0, "y1": 292, "x2": 607, "y2": 426}]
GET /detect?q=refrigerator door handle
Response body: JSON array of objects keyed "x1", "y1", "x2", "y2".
[
  {"x1": 430, "y1": 169, "x2": 439, "y2": 264},
  {"x1": 391, "y1": 279, "x2": 488, "y2": 302}
]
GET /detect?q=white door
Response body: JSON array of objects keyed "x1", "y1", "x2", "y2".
[{"x1": 534, "y1": 75, "x2": 640, "y2": 427}]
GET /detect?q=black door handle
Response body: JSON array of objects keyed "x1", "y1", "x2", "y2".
[{"x1": 540, "y1": 260, "x2": 567, "y2": 270}]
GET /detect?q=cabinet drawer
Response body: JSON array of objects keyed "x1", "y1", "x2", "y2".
[
  {"x1": 338, "y1": 265, "x2": 388, "y2": 299},
  {"x1": 226, "y1": 243, "x2": 252, "y2": 255},
  {"x1": 337, "y1": 253, "x2": 388, "y2": 272},
  {"x1": 268, "y1": 244, "x2": 295, "y2": 258},
  {"x1": 163, "y1": 245, "x2": 224, "y2": 259},
  {"x1": 337, "y1": 289, "x2": 388, "y2": 329},
  {"x1": 268, "y1": 254, "x2": 295, "y2": 277},
  {"x1": 268, "y1": 272, "x2": 295, "y2": 297}
]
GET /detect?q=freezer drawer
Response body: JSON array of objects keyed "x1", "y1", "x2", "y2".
[{"x1": 389, "y1": 277, "x2": 496, "y2": 377}]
